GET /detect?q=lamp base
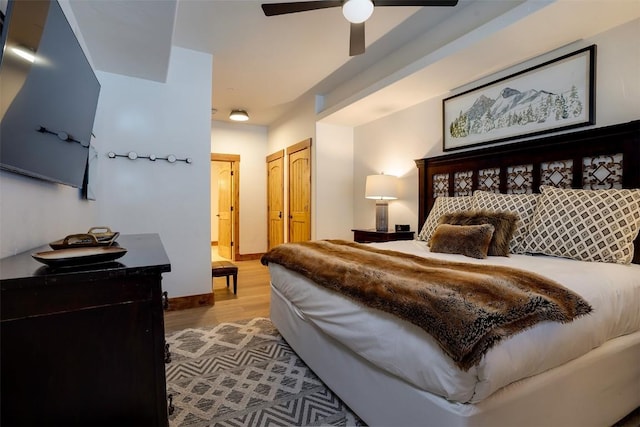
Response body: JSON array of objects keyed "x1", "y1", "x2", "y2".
[{"x1": 375, "y1": 201, "x2": 388, "y2": 232}]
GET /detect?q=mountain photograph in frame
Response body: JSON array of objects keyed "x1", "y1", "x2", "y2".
[{"x1": 442, "y1": 45, "x2": 595, "y2": 152}]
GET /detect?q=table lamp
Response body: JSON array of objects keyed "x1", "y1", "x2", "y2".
[{"x1": 365, "y1": 173, "x2": 398, "y2": 232}]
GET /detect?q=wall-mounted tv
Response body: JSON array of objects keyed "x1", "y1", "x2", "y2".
[{"x1": 0, "y1": 0, "x2": 100, "y2": 188}]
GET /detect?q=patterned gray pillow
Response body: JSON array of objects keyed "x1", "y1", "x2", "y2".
[
  {"x1": 521, "y1": 186, "x2": 640, "y2": 264},
  {"x1": 417, "y1": 196, "x2": 473, "y2": 243},
  {"x1": 472, "y1": 191, "x2": 539, "y2": 254}
]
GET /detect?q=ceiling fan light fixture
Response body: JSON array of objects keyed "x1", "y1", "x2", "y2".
[
  {"x1": 342, "y1": 0, "x2": 374, "y2": 24},
  {"x1": 229, "y1": 109, "x2": 249, "y2": 122}
]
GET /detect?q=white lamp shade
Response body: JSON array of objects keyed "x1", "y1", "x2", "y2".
[
  {"x1": 365, "y1": 174, "x2": 398, "y2": 200},
  {"x1": 342, "y1": 0, "x2": 374, "y2": 24}
]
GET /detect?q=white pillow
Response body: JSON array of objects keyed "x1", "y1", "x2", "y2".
[
  {"x1": 417, "y1": 196, "x2": 473, "y2": 244},
  {"x1": 521, "y1": 186, "x2": 640, "y2": 264},
  {"x1": 472, "y1": 191, "x2": 539, "y2": 254}
]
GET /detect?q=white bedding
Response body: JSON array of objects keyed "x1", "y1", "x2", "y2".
[{"x1": 268, "y1": 240, "x2": 640, "y2": 404}]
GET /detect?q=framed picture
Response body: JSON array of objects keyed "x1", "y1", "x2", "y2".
[{"x1": 442, "y1": 45, "x2": 596, "y2": 151}]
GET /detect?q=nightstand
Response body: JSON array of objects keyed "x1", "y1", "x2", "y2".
[{"x1": 352, "y1": 229, "x2": 415, "y2": 243}]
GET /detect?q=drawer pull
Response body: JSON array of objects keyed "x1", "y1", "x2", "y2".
[
  {"x1": 162, "y1": 291, "x2": 169, "y2": 310},
  {"x1": 167, "y1": 393, "x2": 175, "y2": 415}
]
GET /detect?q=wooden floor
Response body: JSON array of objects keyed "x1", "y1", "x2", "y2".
[{"x1": 163, "y1": 258, "x2": 271, "y2": 334}]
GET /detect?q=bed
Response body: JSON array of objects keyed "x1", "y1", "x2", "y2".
[{"x1": 264, "y1": 120, "x2": 640, "y2": 427}]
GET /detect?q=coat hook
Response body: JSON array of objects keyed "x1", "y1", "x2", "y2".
[{"x1": 107, "y1": 151, "x2": 193, "y2": 164}]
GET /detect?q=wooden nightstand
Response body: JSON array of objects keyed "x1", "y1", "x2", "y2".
[{"x1": 352, "y1": 229, "x2": 415, "y2": 243}]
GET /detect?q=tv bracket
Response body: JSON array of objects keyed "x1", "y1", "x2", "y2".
[{"x1": 36, "y1": 125, "x2": 89, "y2": 147}]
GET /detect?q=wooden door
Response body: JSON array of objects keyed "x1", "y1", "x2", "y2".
[
  {"x1": 267, "y1": 150, "x2": 284, "y2": 250},
  {"x1": 217, "y1": 162, "x2": 233, "y2": 259},
  {"x1": 287, "y1": 139, "x2": 311, "y2": 243},
  {"x1": 211, "y1": 154, "x2": 240, "y2": 260}
]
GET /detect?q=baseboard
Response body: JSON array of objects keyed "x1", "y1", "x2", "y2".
[
  {"x1": 235, "y1": 253, "x2": 264, "y2": 261},
  {"x1": 167, "y1": 292, "x2": 214, "y2": 311}
]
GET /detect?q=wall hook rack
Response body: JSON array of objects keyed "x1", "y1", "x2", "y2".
[{"x1": 107, "y1": 151, "x2": 192, "y2": 164}]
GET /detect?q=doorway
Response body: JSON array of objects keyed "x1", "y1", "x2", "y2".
[{"x1": 211, "y1": 154, "x2": 240, "y2": 261}]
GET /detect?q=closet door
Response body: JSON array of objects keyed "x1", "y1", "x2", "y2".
[
  {"x1": 287, "y1": 139, "x2": 311, "y2": 243},
  {"x1": 267, "y1": 150, "x2": 284, "y2": 250}
]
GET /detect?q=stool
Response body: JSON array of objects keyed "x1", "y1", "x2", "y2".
[{"x1": 211, "y1": 261, "x2": 238, "y2": 295}]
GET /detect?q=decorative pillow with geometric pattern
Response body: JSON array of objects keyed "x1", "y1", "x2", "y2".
[
  {"x1": 472, "y1": 191, "x2": 540, "y2": 254},
  {"x1": 521, "y1": 185, "x2": 640, "y2": 264},
  {"x1": 417, "y1": 196, "x2": 473, "y2": 243}
]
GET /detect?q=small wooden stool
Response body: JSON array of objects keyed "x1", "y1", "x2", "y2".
[{"x1": 211, "y1": 261, "x2": 238, "y2": 295}]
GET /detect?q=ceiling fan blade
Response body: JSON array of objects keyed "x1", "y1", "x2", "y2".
[
  {"x1": 349, "y1": 22, "x2": 365, "y2": 56},
  {"x1": 373, "y1": 0, "x2": 458, "y2": 6},
  {"x1": 262, "y1": 1, "x2": 342, "y2": 16}
]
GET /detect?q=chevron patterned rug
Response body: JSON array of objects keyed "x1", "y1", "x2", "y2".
[{"x1": 165, "y1": 317, "x2": 365, "y2": 427}]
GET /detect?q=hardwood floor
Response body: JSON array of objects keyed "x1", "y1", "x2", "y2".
[{"x1": 163, "y1": 258, "x2": 271, "y2": 334}]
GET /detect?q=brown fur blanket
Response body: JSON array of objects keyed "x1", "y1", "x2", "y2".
[{"x1": 261, "y1": 239, "x2": 592, "y2": 371}]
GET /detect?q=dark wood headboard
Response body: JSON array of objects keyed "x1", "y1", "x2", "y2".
[{"x1": 415, "y1": 120, "x2": 640, "y2": 263}]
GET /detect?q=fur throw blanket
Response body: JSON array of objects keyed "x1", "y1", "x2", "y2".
[{"x1": 261, "y1": 240, "x2": 592, "y2": 371}]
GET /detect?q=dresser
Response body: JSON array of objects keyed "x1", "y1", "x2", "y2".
[{"x1": 0, "y1": 233, "x2": 171, "y2": 426}]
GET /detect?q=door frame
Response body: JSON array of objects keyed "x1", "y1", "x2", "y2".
[{"x1": 211, "y1": 153, "x2": 240, "y2": 260}]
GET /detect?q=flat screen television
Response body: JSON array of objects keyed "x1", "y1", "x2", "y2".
[{"x1": 0, "y1": 0, "x2": 100, "y2": 188}]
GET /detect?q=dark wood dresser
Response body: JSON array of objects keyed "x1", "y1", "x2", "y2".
[{"x1": 0, "y1": 233, "x2": 171, "y2": 426}]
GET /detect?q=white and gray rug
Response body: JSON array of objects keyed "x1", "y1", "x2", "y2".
[
  {"x1": 164, "y1": 318, "x2": 639, "y2": 427},
  {"x1": 165, "y1": 318, "x2": 365, "y2": 427}
]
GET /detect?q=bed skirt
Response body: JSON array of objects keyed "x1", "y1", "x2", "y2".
[{"x1": 270, "y1": 285, "x2": 640, "y2": 427}]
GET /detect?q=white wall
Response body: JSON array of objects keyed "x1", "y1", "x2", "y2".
[
  {"x1": 592, "y1": 19, "x2": 640, "y2": 125},
  {"x1": 93, "y1": 46, "x2": 212, "y2": 298},
  {"x1": 267, "y1": 99, "x2": 317, "y2": 155},
  {"x1": 0, "y1": 171, "x2": 98, "y2": 257},
  {"x1": 353, "y1": 99, "x2": 441, "y2": 233},
  {"x1": 211, "y1": 121, "x2": 268, "y2": 255},
  {"x1": 315, "y1": 123, "x2": 355, "y2": 240},
  {"x1": 353, "y1": 20, "x2": 640, "y2": 234}
]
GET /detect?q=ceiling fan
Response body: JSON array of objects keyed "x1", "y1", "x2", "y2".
[{"x1": 261, "y1": 0, "x2": 459, "y2": 56}]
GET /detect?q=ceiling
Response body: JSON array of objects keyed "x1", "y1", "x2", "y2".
[{"x1": 68, "y1": 0, "x2": 640, "y2": 128}]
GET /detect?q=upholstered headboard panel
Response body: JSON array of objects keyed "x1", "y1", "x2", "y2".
[{"x1": 415, "y1": 120, "x2": 640, "y2": 263}]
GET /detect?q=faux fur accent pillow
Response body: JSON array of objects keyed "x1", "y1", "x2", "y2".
[
  {"x1": 438, "y1": 210, "x2": 519, "y2": 257},
  {"x1": 429, "y1": 224, "x2": 495, "y2": 259}
]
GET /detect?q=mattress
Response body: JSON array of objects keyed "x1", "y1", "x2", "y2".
[{"x1": 268, "y1": 240, "x2": 640, "y2": 404}]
